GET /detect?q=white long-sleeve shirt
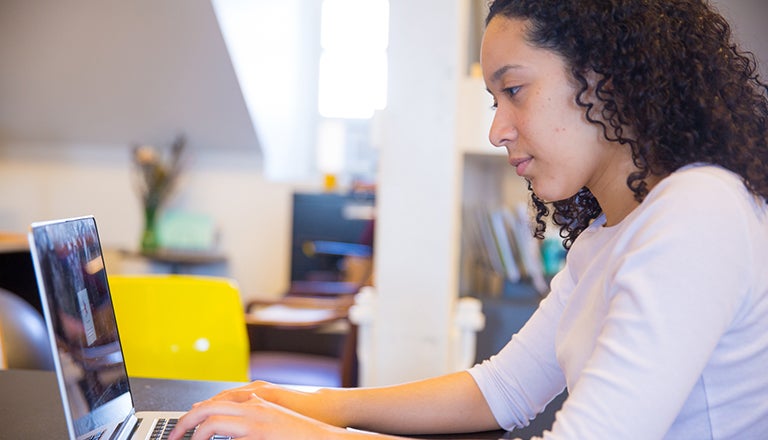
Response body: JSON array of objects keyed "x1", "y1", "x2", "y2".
[{"x1": 468, "y1": 164, "x2": 768, "y2": 439}]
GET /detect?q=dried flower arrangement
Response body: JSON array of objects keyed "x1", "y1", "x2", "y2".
[{"x1": 131, "y1": 135, "x2": 186, "y2": 252}]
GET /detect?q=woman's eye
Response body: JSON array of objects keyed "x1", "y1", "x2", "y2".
[
  {"x1": 490, "y1": 86, "x2": 522, "y2": 110},
  {"x1": 504, "y1": 86, "x2": 522, "y2": 97}
]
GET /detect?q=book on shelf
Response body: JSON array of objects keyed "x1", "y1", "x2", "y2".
[
  {"x1": 505, "y1": 204, "x2": 548, "y2": 295},
  {"x1": 489, "y1": 208, "x2": 522, "y2": 283},
  {"x1": 470, "y1": 207, "x2": 506, "y2": 279},
  {"x1": 463, "y1": 203, "x2": 549, "y2": 296}
]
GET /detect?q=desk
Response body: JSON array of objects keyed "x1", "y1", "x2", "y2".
[
  {"x1": 139, "y1": 249, "x2": 228, "y2": 274},
  {"x1": 0, "y1": 369, "x2": 513, "y2": 439},
  {"x1": 113, "y1": 248, "x2": 228, "y2": 275},
  {"x1": 246, "y1": 295, "x2": 352, "y2": 329},
  {"x1": 0, "y1": 369, "x2": 241, "y2": 438}
]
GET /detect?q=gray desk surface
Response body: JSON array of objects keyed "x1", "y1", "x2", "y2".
[{"x1": 0, "y1": 369, "x2": 513, "y2": 439}]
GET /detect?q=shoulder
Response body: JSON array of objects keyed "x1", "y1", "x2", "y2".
[
  {"x1": 626, "y1": 164, "x2": 768, "y2": 265},
  {"x1": 645, "y1": 163, "x2": 763, "y2": 219},
  {"x1": 655, "y1": 164, "x2": 745, "y2": 197}
]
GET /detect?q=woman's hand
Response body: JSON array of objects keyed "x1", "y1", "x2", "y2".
[
  {"x1": 166, "y1": 392, "x2": 348, "y2": 440},
  {"x1": 195, "y1": 381, "x2": 345, "y2": 427},
  {"x1": 167, "y1": 372, "x2": 495, "y2": 438},
  {"x1": 204, "y1": 381, "x2": 306, "y2": 405}
]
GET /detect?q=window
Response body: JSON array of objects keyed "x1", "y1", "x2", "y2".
[
  {"x1": 316, "y1": 0, "x2": 389, "y2": 184},
  {"x1": 212, "y1": 0, "x2": 389, "y2": 183},
  {"x1": 318, "y1": 0, "x2": 389, "y2": 119}
]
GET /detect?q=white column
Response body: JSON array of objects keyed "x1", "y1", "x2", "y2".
[{"x1": 366, "y1": 0, "x2": 463, "y2": 386}]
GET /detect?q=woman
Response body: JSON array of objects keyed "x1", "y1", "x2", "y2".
[{"x1": 170, "y1": 1, "x2": 768, "y2": 438}]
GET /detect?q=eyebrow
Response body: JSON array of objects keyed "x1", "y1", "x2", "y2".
[{"x1": 491, "y1": 64, "x2": 524, "y2": 82}]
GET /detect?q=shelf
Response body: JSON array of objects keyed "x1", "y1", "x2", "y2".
[
  {"x1": 0, "y1": 232, "x2": 29, "y2": 253},
  {"x1": 456, "y1": 77, "x2": 499, "y2": 154}
]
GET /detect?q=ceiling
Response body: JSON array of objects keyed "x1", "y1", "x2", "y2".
[{"x1": 0, "y1": 0, "x2": 261, "y2": 153}]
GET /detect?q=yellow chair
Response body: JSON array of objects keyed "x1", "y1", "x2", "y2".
[{"x1": 108, "y1": 274, "x2": 250, "y2": 382}]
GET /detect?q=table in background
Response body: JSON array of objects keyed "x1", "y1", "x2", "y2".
[
  {"x1": 134, "y1": 248, "x2": 228, "y2": 274},
  {"x1": 0, "y1": 369, "x2": 513, "y2": 439}
]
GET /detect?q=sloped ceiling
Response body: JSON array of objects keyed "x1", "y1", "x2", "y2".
[{"x1": 0, "y1": 0, "x2": 261, "y2": 152}]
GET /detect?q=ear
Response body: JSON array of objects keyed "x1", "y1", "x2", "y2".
[
  {"x1": 582, "y1": 69, "x2": 611, "y2": 103},
  {"x1": 580, "y1": 69, "x2": 636, "y2": 142}
]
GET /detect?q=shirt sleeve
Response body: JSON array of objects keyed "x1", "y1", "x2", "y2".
[{"x1": 467, "y1": 269, "x2": 571, "y2": 430}]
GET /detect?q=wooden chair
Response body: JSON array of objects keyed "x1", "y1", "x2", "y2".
[
  {"x1": 245, "y1": 293, "x2": 358, "y2": 387},
  {"x1": 245, "y1": 241, "x2": 373, "y2": 388}
]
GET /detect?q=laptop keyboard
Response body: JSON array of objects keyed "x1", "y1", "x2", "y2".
[{"x1": 148, "y1": 418, "x2": 232, "y2": 440}]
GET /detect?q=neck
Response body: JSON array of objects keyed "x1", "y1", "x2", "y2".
[{"x1": 596, "y1": 173, "x2": 663, "y2": 227}]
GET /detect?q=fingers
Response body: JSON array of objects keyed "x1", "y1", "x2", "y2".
[
  {"x1": 188, "y1": 415, "x2": 250, "y2": 440},
  {"x1": 169, "y1": 394, "x2": 338, "y2": 440},
  {"x1": 175, "y1": 381, "x2": 279, "y2": 439},
  {"x1": 203, "y1": 381, "x2": 299, "y2": 409},
  {"x1": 168, "y1": 400, "x2": 252, "y2": 440},
  {"x1": 197, "y1": 390, "x2": 253, "y2": 405},
  {"x1": 202, "y1": 381, "x2": 278, "y2": 404}
]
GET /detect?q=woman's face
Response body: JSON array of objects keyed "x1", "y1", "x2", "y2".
[{"x1": 481, "y1": 17, "x2": 627, "y2": 203}]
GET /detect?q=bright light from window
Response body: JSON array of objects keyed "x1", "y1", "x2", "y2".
[
  {"x1": 319, "y1": 53, "x2": 387, "y2": 119},
  {"x1": 318, "y1": 0, "x2": 389, "y2": 119},
  {"x1": 316, "y1": 119, "x2": 346, "y2": 174},
  {"x1": 212, "y1": 0, "x2": 313, "y2": 180},
  {"x1": 321, "y1": 0, "x2": 389, "y2": 51}
]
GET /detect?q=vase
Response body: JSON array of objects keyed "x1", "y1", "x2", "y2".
[{"x1": 141, "y1": 206, "x2": 160, "y2": 253}]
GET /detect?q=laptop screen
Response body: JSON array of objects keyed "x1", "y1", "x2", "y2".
[{"x1": 29, "y1": 216, "x2": 133, "y2": 438}]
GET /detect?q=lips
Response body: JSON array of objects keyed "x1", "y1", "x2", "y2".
[{"x1": 509, "y1": 157, "x2": 532, "y2": 176}]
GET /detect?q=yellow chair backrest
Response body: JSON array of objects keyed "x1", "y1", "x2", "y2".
[{"x1": 109, "y1": 274, "x2": 249, "y2": 382}]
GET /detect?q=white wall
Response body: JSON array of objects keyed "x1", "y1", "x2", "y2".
[
  {"x1": 212, "y1": 0, "x2": 322, "y2": 181},
  {"x1": 0, "y1": 0, "x2": 260, "y2": 152},
  {"x1": 0, "y1": 142, "x2": 296, "y2": 302}
]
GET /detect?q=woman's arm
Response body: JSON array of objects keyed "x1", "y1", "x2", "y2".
[
  {"x1": 280, "y1": 371, "x2": 499, "y2": 434},
  {"x1": 170, "y1": 371, "x2": 500, "y2": 439}
]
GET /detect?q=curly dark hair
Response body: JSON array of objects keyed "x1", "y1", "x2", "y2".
[{"x1": 486, "y1": 0, "x2": 768, "y2": 249}]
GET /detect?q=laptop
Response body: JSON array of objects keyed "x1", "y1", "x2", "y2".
[{"x1": 28, "y1": 216, "x2": 224, "y2": 440}]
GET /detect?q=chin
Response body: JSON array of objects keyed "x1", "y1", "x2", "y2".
[
  {"x1": 532, "y1": 189, "x2": 573, "y2": 205},
  {"x1": 532, "y1": 179, "x2": 582, "y2": 203},
  {"x1": 530, "y1": 185, "x2": 554, "y2": 203}
]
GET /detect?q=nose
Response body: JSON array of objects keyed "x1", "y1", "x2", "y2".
[{"x1": 488, "y1": 106, "x2": 517, "y2": 148}]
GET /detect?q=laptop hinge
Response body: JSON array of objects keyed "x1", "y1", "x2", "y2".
[{"x1": 112, "y1": 413, "x2": 139, "y2": 440}]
